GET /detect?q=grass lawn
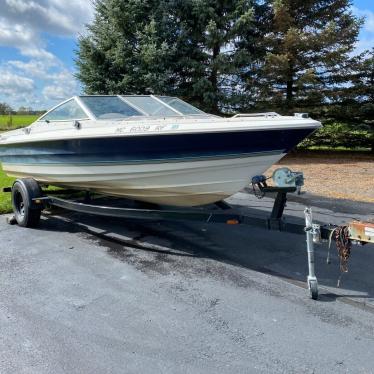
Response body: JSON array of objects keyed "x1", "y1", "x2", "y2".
[
  {"x1": 0, "y1": 167, "x2": 79, "y2": 215},
  {"x1": 0, "y1": 166, "x2": 14, "y2": 214},
  {"x1": 0, "y1": 114, "x2": 39, "y2": 131},
  {"x1": 0, "y1": 115, "x2": 38, "y2": 213},
  {"x1": 300, "y1": 145, "x2": 371, "y2": 152}
]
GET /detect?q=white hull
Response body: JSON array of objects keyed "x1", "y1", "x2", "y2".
[{"x1": 2, "y1": 153, "x2": 285, "y2": 206}]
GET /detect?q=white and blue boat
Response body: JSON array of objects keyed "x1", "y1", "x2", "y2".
[{"x1": 0, "y1": 95, "x2": 320, "y2": 206}]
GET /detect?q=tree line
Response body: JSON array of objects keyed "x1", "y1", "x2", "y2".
[
  {"x1": 0, "y1": 103, "x2": 44, "y2": 116},
  {"x1": 0, "y1": 103, "x2": 13, "y2": 115},
  {"x1": 77, "y1": 0, "x2": 372, "y2": 118}
]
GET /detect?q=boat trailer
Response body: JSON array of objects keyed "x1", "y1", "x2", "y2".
[{"x1": 4, "y1": 178, "x2": 374, "y2": 300}]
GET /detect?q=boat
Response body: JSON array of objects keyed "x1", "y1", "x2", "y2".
[{"x1": 0, "y1": 95, "x2": 320, "y2": 206}]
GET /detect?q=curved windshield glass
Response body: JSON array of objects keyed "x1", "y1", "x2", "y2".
[
  {"x1": 80, "y1": 96, "x2": 142, "y2": 119},
  {"x1": 157, "y1": 96, "x2": 204, "y2": 115},
  {"x1": 42, "y1": 99, "x2": 87, "y2": 121},
  {"x1": 122, "y1": 96, "x2": 178, "y2": 116}
]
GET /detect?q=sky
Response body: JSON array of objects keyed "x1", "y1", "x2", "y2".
[{"x1": 0, "y1": 0, "x2": 373, "y2": 110}]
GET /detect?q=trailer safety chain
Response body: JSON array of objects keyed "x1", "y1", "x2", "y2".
[
  {"x1": 335, "y1": 225, "x2": 352, "y2": 276},
  {"x1": 326, "y1": 225, "x2": 353, "y2": 287}
]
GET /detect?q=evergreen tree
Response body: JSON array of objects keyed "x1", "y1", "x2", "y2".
[
  {"x1": 76, "y1": 0, "x2": 258, "y2": 114},
  {"x1": 246, "y1": 0, "x2": 363, "y2": 115},
  {"x1": 331, "y1": 49, "x2": 374, "y2": 151},
  {"x1": 165, "y1": 0, "x2": 258, "y2": 113},
  {"x1": 76, "y1": 0, "x2": 176, "y2": 95},
  {"x1": 348, "y1": 49, "x2": 373, "y2": 123},
  {"x1": 76, "y1": 0, "x2": 366, "y2": 119}
]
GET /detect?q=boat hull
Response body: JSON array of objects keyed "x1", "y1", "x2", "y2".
[
  {"x1": 2, "y1": 152, "x2": 285, "y2": 206},
  {"x1": 0, "y1": 128, "x2": 313, "y2": 206}
]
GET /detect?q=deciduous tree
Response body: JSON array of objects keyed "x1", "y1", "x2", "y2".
[{"x1": 0, "y1": 102, "x2": 12, "y2": 115}]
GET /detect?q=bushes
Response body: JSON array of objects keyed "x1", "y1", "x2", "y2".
[{"x1": 298, "y1": 123, "x2": 373, "y2": 151}]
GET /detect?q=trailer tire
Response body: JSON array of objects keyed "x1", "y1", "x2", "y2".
[{"x1": 11, "y1": 179, "x2": 42, "y2": 228}]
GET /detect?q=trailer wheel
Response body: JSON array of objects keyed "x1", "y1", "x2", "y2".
[{"x1": 11, "y1": 179, "x2": 42, "y2": 228}]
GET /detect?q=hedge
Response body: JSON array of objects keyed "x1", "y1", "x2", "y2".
[{"x1": 298, "y1": 123, "x2": 373, "y2": 150}]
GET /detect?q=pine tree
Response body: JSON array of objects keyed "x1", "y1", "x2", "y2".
[
  {"x1": 246, "y1": 0, "x2": 363, "y2": 115},
  {"x1": 348, "y1": 49, "x2": 374, "y2": 123},
  {"x1": 164, "y1": 0, "x2": 258, "y2": 113},
  {"x1": 76, "y1": 0, "x2": 177, "y2": 95},
  {"x1": 331, "y1": 49, "x2": 374, "y2": 151},
  {"x1": 76, "y1": 0, "x2": 258, "y2": 114}
]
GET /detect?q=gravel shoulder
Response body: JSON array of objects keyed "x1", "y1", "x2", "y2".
[{"x1": 266, "y1": 152, "x2": 374, "y2": 203}]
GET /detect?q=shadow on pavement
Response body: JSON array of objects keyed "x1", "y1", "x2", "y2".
[{"x1": 32, "y1": 198, "x2": 374, "y2": 308}]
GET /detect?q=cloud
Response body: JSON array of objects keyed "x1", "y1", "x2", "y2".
[
  {"x1": 354, "y1": 38, "x2": 374, "y2": 55},
  {"x1": 42, "y1": 85, "x2": 72, "y2": 101},
  {"x1": 0, "y1": 68, "x2": 38, "y2": 109},
  {"x1": 353, "y1": 7, "x2": 374, "y2": 34},
  {"x1": 42, "y1": 70, "x2": 79, "y2": 101},
  {"x1": 0, "y1": 0, "x2": 94, "y2": 67},
  {"x1": 351, "y1": 7, "x2": 374, "y2": 55},
  {"x1": 1, "y1": 59, "x2": 79, "y2": 105},
  {"x1": 0, "y1": 0, "x2": 94, "y2": 36},
  {"x1": 0, "y1": 0, "x2": 94, "y2": 59},
  {"x1": 0, "y1": 70, "x2": 34, "y2": 95},
  {"x1": 0, "y1": 0, "x2": 94, "y2": 108},
  {"x1": 0, "y1": 61, "x2": 78, "y2": 108},
  {"x1": 7, "y1": 59, "x2": 59, "y2": 78},
  {"x1": 0, "y1": 13, "x2": 58, "y2": 61}
]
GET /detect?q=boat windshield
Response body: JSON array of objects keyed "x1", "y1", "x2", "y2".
[
  {"x1": 76, "y1": 95, "x2": 208, "y2": 119},
  {"x1": 79, "y1": 96, "x2": 142, "y2": 119},
  {"x1": 122, "y1": 96, "x2": 178, "y2": 117},
  {"x1": 41, "y1": 99, "x2": 88, "y2": 121},
  {"x1": 122, "y1": 95, "x2": 208, "y2": 117},
  {"x1": 157, "y1": 96, "x2": 205, "y2": 115}
]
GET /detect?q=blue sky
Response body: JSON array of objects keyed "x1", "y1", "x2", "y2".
[{"x1": 0, "y1": 0, "x2": 373, "y2": 110}]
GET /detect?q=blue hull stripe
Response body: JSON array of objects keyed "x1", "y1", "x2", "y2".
[
  {"x1": 2, "y1": 151, "x2": 284, "y2": 166},
  {"x1": 0, "y1": 128, "x2": 313, "y2": 165}
]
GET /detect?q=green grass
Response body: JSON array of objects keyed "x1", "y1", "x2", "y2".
[
  {"x1": 299, "y1": 145, "x2": 371, "y2": 152},
  {"x1": 0, "y1": 114, "x2": 40, "y2": 131},
  {"x1": 0, "y1": 114, "x2": 42, "y2": 213},
  {"x1": 0, "y1": 167, "x2": 82, "y2": 215},
  {"x1": 0, "y1": 166, "x2": 14, "y2": 214},
  {"x1": 0, "y1": 114, "x2": 36, "y2": 212}
]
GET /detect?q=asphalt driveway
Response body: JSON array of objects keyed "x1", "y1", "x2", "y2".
[{"x1": 0, "y1": 192, "x2": 373, "y2": 373}]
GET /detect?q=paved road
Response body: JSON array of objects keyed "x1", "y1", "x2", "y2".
[{"x1": 0, "y1": 193, "x2": 373, "y2": 373}]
